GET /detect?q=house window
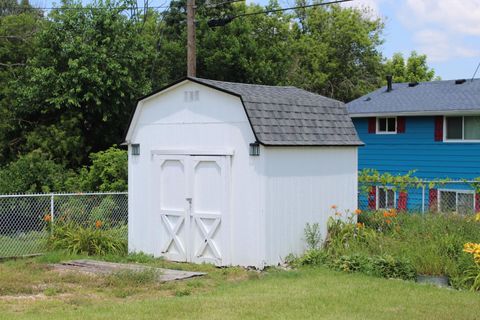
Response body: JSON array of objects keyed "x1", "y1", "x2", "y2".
[
  {"x1": 445, "y1": 116, "x2": 480, "y2": 141},
  {"x1": 377, "y1": 117, "x2": 397, "y2": 134},
  {"x1": 438, "y1": 189, "x2": 475, "y2": 214},
  {"x1": 377, "y1": 186, "x2": 396, "y2": 209}
]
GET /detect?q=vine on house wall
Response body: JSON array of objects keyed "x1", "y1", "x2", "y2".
[{"x1": 358, "y1": 169, "x2": 452, "y2": 195}]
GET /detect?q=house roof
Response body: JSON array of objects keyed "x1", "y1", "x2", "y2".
[
  {"x1": 127, "y1": 77, "x2": 363, "y2": 146},
  {"x1": 347, "y1": 79, "x2": 480, "y2": 117}
]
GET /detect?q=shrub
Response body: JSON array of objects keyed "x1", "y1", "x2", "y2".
[
  {"x1": 296, "y1": 249, "x2": 328, "y2": 266},
  {"x1": 370, "y1": 255, "x2": 416, "y2": 281},
  {"x1": 0, "y1": 151, "x2": 72, "y2": 193},
  {"x1": 66, "y1": 146, "x2": 127, "y2": 192},
  {"x1": 329, "y1": 254, "x2": 368, "y2": 273},
  {"x1": 47, "y1": 222, "x2": 127, "y2": 255}
]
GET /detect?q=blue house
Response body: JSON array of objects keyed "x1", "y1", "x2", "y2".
[{"x1": 347, "y1": 77, "x2": 480, "y2": 214}]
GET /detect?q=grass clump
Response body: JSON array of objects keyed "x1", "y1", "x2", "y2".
[
  {"x1": 104, "y1": 269, "x2": 160, "y2": 287},
  {"x1": 47, "y1": 222, "x2": 127, "y2": 256}
]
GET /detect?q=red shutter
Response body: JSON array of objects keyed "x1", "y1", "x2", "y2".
[
  {"x1": 398, "y1": 191, "x2": 408, "y2": 211},
  {"x1": 429, "y1": 188, "x2": 438, "y2": 212},
  {"x1": 368, "y1": 186, "x2": 377, "y2": 210},
  {"x1": 475, "y1": 193, "x2": 480, "y2": 212},
  {"x1": 434, "y1": 116, "x2": 443, "y2": 141},
  {"x1": 397, "y1": 117, "x2": 406, "y2": 133},
  {"x1": 368, "y1": 117, "x2": 376, "y2": 134}
]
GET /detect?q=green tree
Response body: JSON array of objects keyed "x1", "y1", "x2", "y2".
[
  {"x1": 11, "y1": 0, "x2": 156, "y2": 167},
  {"x1": 0, "y1": 1, "x2": 43, "y2": 164},
  {"x1": 159, "y1": 0, "x2": 385, "y2": 102},
  {"x1": 384, "y1": 51, "x2": 437, "y2": 83},
  {"x1": 289, "y1": 4, "x2": 385, "y2": 101}
]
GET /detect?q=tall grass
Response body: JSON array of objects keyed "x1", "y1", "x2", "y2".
[
  {"x1": 47, "y1": 222, "x2": 127, "y2": 255},
  {"x1": 296, "y1": 211, "x2": 480, "y2": 290},
  {"x1": 357, "y1": 212, "x2": 479, "y2": 276}
]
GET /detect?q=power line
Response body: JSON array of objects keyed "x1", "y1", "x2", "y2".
[
  {"x1": 0, "y1": 4, "x2": 171, "y2": 11},
  {"x1": 471, "y1": 62, "x2": 480, "y2": 82},
  {"x1": 0, "y1": 0, "x2": 244, "y2": 12},
  {"x1": 208, "y1": 0, "x2": 353, "y2": 27},
  {"x1": 204, "y1": 0, "x2": 244, "y2": 8}
]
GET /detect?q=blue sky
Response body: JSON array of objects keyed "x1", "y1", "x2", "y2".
[
  {"x1": 263, "y1": 0, "x2": 480, "y2": 80},
  {"x1": 36, "y1": 0, "x2": 480, "y2": 80},
  {"x1": 348, "y1": 0, "x2": 480, "y2": 81}
]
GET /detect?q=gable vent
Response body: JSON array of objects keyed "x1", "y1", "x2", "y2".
[
  {"x1": 455, "y1": 79, "x2": 466, "y2": 85},
  {"x1": 184, "y1": 90, "x2": 200, "y2": 102}
]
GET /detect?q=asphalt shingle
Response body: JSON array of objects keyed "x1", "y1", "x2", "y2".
[
  {"x1": 191, "y1": 77, "x2": 362, "y2": 146},
  {"x1": 347, "y1": 79, "x2": 480, "y2": 116}
]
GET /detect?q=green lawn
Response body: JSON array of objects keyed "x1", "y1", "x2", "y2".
[
  {"x1": 0, "y1": 231, "x2": 48, "y2": 258},
  {"x1": 0, "y1": 253, "x2": 478, "y2": 319}
]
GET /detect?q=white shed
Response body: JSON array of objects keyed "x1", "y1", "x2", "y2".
[{"x1": 124, "y1": 77, "x2": 362, "y2": 268}]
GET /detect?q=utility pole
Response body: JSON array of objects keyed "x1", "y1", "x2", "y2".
[{"x1": 186, "y1": 0, "x2": 196, "y2": 77}]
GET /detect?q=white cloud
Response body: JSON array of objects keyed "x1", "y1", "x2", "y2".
[
  {"x1": 405, "y1": 0, "x2": 480, "y2": 36},
  {"x1": 413, "y1": 29, "x2": 480, "y2": 62},
  {"x1": 393, "y1": 0, "x2": 480, "y2": 64},
  {"x1": 341, "y1": 0, "x2": 384, "y2": 18}
]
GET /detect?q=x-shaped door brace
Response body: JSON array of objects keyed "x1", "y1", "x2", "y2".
[
  {"x1": 161, "y1": 214, "x2": 186, "y2": 256},
  {"x1": 194, "y1": 217, "x2": 221, "y2": 259}
]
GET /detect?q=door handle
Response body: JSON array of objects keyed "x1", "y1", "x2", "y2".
[{"x1": 186, "y1": 198, "x2": 192, "y2": 211}]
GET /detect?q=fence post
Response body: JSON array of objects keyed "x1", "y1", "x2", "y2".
[
  {"x1": 421, "y1": 185, "x2": 425, "y2": 214},
  {"x1": 50, "y1": 194, "x2": 55, "y2": 233}
]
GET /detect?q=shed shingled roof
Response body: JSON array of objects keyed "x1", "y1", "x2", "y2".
[
  {"x1": 347, "y1": 79, "x2": 480, "y2": 116},
  {"x1": 186, "y1": 77, "x2": 362, "y2": 146}
]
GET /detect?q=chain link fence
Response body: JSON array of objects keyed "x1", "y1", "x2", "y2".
[
  {"x1": 0, "y1": 192, "x2": 127, "y2": 259},
  {"x1": 358, "y1": 180, "x2": 479, "y2": 215}
]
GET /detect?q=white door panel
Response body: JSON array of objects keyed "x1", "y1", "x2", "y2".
[
  {"x1": 153, "y1": 154, "x2": 229, "y2": 265},
  {"x1": 156, "y1": 157, "x2": 189, "y2": 262},
  {"x1": 190, "y1": 157, "x2": 228, "y2": 264}
]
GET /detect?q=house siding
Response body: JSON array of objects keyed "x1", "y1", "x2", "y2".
[{"x1": 354, "y1": 116, "x2": 480, "y2": 211}]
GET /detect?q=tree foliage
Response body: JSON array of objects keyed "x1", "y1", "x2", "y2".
[
  {"x1": 11, "y1": 0, "x2": 155, "y2": 168},
  {"x1": 0, "y1": 0, "x2": 438, "y2": 192},
  {"x1": 66, "y1": 146, "x2": 128, "y2": 192},
  {"x1": 384, "y1": 51, "x2": 437, "y2": 83}
]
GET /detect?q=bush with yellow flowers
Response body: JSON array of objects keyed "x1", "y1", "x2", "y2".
[{"x1": 461, "y1": 213, "x2": 480, "y2": 291}]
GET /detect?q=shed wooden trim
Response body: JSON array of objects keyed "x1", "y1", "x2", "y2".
[{"x1": 151, "y1": 148, "x2": 235, "y2": 156}]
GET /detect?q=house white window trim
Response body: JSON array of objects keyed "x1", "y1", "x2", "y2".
[
  {"x1": 376, "y1": 186, "x2": 396, "y2": 210},
  {"x1": 443, "y1": 115, "x2": 480, "y2": 143},
  {"x1": 376, "y1": 117, "x2": 397, "y2": 134},
  {"x1": 437, "y1": 189, "x2": 476, "y2": 214}
]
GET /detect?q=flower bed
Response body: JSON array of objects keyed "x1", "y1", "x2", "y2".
[{"x1": 292, "y1": 208, "x2": 480, "y2": 291}]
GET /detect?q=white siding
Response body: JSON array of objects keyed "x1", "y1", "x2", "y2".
[
  {"x1": 263, "y1": 147, "x2": 358, "y2": 265},
  {"x1": 128, "y1": 81, "x2": 264, "y2": 267}
]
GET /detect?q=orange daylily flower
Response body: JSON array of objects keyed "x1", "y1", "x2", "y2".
[
  {"x1": 385, "y1": 219, "x2": 392, "y2": 225},
  {"x1": 43, "y1": 214, "x2": 52, "y2": 222},
  {"x1": 331, "y1": 205, "x2": 337, "y2": 210},
  {"x1": 95, "y1": 220, "x2": 103, "y2": 229},
  {"x1": 356, "y1": 222, "x2": 364, "y2": 228},
  {"x1": 354, "y1": 209, "x2": 362, "y2": 215}
]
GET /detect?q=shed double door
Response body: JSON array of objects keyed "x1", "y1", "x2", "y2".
[{"x1": 155, "y1": 155, "x2": 229, "y2": 265}]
